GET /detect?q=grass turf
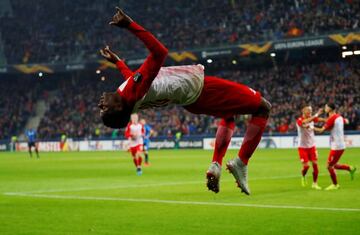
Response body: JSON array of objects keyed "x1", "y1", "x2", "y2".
[{"x1": 0, "y1": 148, "x2": 359, "y2": 235}]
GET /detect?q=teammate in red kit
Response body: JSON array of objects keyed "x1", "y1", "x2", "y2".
[
  {"x1": 296, "y1": 106, "x2": 325, "y2": 190},
  {"x1": 125, "y1": 113, "x2": 145, "y2": 175},
  {"x1": 315, "y1": 103, "x2": 356, "y2": 190},
  {"x1": 98, "y1": 8, "x2": 271, "y2": 195}
]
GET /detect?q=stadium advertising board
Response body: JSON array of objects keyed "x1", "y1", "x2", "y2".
[
  {"x1": 2, "y1": 31, "x2": 359, "y2": 74},
  {"x1": 0, "y1": 143, "x2": 8, "y2": 151},
  {"x1": 203, "y1": 134, "x2": 360, "y2": 150},
  {"x1": 14, "y1": 139, "x2": 203, "y2": 152},
  {"x1": 11, "y1": 135, "x2": 360, "y2": 152}
]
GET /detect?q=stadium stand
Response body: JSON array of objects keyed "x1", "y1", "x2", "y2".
[
  {"x1": 0, "y1": 0, "x2": 358, "y2": 64},
  {"x1": 1, "y1": 60, "x2": 357, "y2": 140},
  {"x1": 0, "y1": 1, "x2": 359, "y2": 140}
]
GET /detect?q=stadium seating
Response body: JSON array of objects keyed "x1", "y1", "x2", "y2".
[
  {"x1": 1, "y1": 61, "x2": 357, "y2": 140},
  {"x1": 0, "y1": 0, "x2": 358, "y2": 64}
]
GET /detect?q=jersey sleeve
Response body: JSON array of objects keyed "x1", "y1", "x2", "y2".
[
  {"x1": 124, "y1": 123, "x2": 132, "y2": 138},
  {"x1": 116, "y1": 21, "x2": 168, "y2": 107},
  {"x1": 324, "y1": 116, "x2": 335, "y2": 130},
  {"x1": 313, "y1": 117, "x2": 319, "y2": 123},
  {"x1": 296, "y1": 118, "x2": 303, "y2": 126},
  {"x1": 116, "y1": 60, "x2": 134, "y2": 80}
]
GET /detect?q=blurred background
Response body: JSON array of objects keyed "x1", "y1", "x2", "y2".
[{"x1": 0, "y1": 0, "x2": 359, "y2": 141}]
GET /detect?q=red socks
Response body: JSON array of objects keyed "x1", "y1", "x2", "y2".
[
  {"x1": 238, "y1": 117, "x2": 268, "y2": 165},
  {"x1": 328, "y1": 167, "x2": 338, "y2": 185},
  {"x1": 132, "y1": 157, "x2": 138, "y2": 167},
  {"x1": 212, "y1": 118, "x2": 235, "y2": 165},
  {"x1": 302, "y1": 165, "x2": 310, "y2": 176},
  {"x1": 312, "y1": 163, "x2": 319, "y2": 183},
  {"x1": 132, "y1": 156, "x2": 143, "y2": 168},
  {"x1": 137, "y1": 156, "x2": 142, "y2": 167},
  {"x1": 334, "y1": 164, "x2": 350, "y2": 171}
]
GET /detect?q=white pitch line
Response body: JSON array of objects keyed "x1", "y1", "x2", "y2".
[
  {"x1": 8, "y1": 172, "x2": 341, "y2": 194},
  {"x1": 4, "y1": 192, "x2": 360, "y2": 212},
  {"x1": 7, "y1": 174, "x2": 301, "y2": 194}
]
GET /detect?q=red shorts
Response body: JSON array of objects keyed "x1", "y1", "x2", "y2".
[
  {"x1": 184, "y1": 76, "x2": 262, "y2": 119},
  {"x1": 129, "y1": 144, "x2": 143, "y2": 156},
  {"x1": 298, "y1": 146, "x2": 318, "y2": 163},
  {"x1": 327, "y1": 149, "x2": 345, "y2": 166}
]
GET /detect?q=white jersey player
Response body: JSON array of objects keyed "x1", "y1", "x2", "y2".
[
  {"x1": 125, "y1": 113, "x2": 145, "y2": 175},
  {"x1": 296, "y1": 106, "x2": 324, "y2": 189},
  {"x1": 315, "y1": 103, "x2": 356, "y2": 190}
]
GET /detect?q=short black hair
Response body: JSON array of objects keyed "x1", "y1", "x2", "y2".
[
  {"x1": 101, "y1": 110, "x2": 131, "y2": 129},
  {"x1": 327, "y1": 102, "x2": 336, "y2": 110}
]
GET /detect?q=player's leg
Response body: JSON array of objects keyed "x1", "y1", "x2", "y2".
[
  {"x1": 35, "y1": 144, "x2": 40, "y2": 158},
  {"x1": 311, "y1": 161, "x2": 320, "y2": 188},
  {"x1": 144, "y1": 141, "x2": 150, "y2": 166},
  {"x1": 309, "y1": 147, "x2": 321, "y2": 189},
  {"x1": 301, "y1": 162, "x2": 310, "y2": 186},
  {"x1": 135, "y1": 148, "x2": 143, "y2": 175},
  {"x1": 130, "y1": 147, "x2": 138, "y2": 168},
  {"x1": 237, "y1": 98, "x2": 270, "y2": 165},
  {"x1": 332, "y1": 150, "x2": 357, "y2": 180},
  {"x1": 325, "y1": 150, "x2": 343, "y2": 190},
  {"x1": 298, "y1": 148, "x2": 309, "y2": 186},
  {"x1": 226, "y1": 97, "x2": 270, "y2": 195},
  {"x1": 206, "y1": 117, "x2": 235, "y2": 193},
  {"x1": 28, "y1": 143, "x2": 33, "y2": 158},
  {"x1": 333, "y1": 149, "x2": 350, "y2": 172},
  {"x1": 185, "y1": 76, "x2": 271, "y2": 194}
]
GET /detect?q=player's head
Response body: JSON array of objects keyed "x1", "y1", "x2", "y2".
[
  {"x1": 131, "y1": 113, "x2": 139, "y2": 124},
  {"x1": 325, "y1": 103, "x2": 336, "y2": 113},
  {"x1": 301, "y1": 105, "x2": 312, "y2": 118},
  {"x1": 98, "y1": 92, "x2": 130, "y2": 128},
  {"x1": 140, "y1": 118, "x2": 146, "y2": 125}
]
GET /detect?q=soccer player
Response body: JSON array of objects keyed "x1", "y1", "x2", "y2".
[
  {"x1": 140, "y1": 118, "x2": 152, "y2": 166},
  {"x1": 25, "y1": 128, "x2": 39, "y2": 158},
  {"x1": 315, "y1": 103, "x2": 356, "y2": 190},
  {"x1": 296, "y1": 106, "x2": 324, "y2": 190},
  {"x1": 125, "y1": 113, "x2": 145, "y2": 175},
  {"x1": 98, "y1": 8, "x2": 271, "y2": 195}
]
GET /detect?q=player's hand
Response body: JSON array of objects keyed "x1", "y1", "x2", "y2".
[
  {"x1": 344, "y1": 118, "x2": 350, "y2": 124},
  {"x1": 109, "y1": 7, "x2": 133, "y2": 27},
  {"x1": 316, "y1": 108, "x2": 323, "y2": 116},
  {"x1": 100, "y1": 46, "x2": 121, "y2": 64}
]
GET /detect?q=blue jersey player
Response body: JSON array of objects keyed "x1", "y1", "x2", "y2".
[
  {"x1": 25, "y1": 129, "x2": 40, "y2": 158},
  {"x1": 140, "y1": 119, "x2": 152, "y2": 165}
]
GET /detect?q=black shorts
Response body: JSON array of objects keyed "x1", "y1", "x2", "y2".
[{"x1": 28, "y1": 142, "x2": 36, "y2": 148}]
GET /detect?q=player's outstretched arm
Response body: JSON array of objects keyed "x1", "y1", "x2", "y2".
[
  {"x1": 109, "y1": 7, "x2": 168, "y2": 59},
  {"x1": 100, "y1": 45, "x2": 134, "y2": 79},
  {"x1": 301, "y1": 108, "x2": 323, "y2": 126},
  {"x1": 314, "y1": 126, "x2": 325, "y2": 133},
  {"x1": 109, "y1": 7, "x2": 168, "y2": 101}
]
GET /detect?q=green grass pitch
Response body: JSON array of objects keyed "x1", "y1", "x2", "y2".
[{"x1": 0, "y1": 148, "x2": 359, "y2": 235}]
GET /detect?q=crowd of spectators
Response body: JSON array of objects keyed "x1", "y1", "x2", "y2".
[
  {"x1": 0, "y1": 0, "x2": 358, "y2": 64},
  {"x1": 0, "y1": 78, "x2": 38, "y2": 140},
  {"x1": 33, "y1": 60, "x2": 360, "y2": 140}
]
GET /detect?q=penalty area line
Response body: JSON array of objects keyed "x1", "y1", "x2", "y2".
[{"x1": 4, "y1": 192, "x2": 360, "y2": 212}]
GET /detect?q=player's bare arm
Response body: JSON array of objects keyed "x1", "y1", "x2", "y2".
[
  {"x1": 98, "y1": 7, "x2": 168, "y2": 129},
  {"x1": 314, "y1": 126, "x2": 326, "y2": 133},
  {"x1": 301, "y1": 108, "x2": 323, "y2": 126}
]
